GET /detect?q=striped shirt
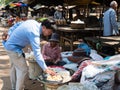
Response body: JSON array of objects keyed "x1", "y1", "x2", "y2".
[{"x1": 42, "y1": 42, "x2": 61, "y2": 62}]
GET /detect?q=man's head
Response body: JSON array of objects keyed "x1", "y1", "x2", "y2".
[
  {"x1": 20, "y1": 13, "x2": 27, "y2": 21},
  {"x1": 41, "y1": 19, "x2": 57, "y2": 36},
  {"x1": 15, "y1": 13, "x2": 27, "y2": 22},
  {"x1": 57, "y1": 5, "x2": 63, "y2": 11},
  {"x1": 110, "y1": 1, "x2": 118, "y2": 10}
]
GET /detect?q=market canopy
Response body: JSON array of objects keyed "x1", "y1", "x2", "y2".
[
  {"x1": 4, "y1": 2, "x2": 28, "y2": 10},
  {"x1": 23, "y1": 0, "x2": 64, "y2": 7},
  {"x1": 23, "y1": 0, "x2": 120, "y2": 7},
  {"x1": 9, "y1": 2, "x2": 28, "y2": 8},
  {"x1": 65, "y1": 0, "x2": 120, "y2": 6},
  {"x1": 64, "y1": 0, "x2": 94, "y2": 5}
]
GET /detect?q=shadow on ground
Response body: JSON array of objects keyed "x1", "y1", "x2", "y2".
[
  {"x1": 0, "y1": 76, "x2": 11, "y2": 90},
  {"x1": 0, "y1": 75, "x2": 45, "y2": 90}
]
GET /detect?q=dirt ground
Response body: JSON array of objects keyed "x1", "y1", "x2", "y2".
[{"x1": 0, "y1": 55, "x2": 45, "y2": 90}]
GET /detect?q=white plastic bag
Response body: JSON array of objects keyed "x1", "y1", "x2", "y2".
[{"x1": 90, "y1": 49, "x2": 104, "y2": 61}]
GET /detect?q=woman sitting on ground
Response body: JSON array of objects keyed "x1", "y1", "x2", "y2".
[{"x1": 42, "y1": 33, "x2": 66, "y2": 66}]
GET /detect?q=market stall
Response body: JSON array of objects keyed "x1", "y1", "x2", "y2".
[
  {"x1": 25, "y1": 45, "x2": 120, "y2": 90},
  {"x1": 1, "y1": 1, "x2": 28, "y2": 26},
  {"x1": 25, "y1": 50, "x2": 73, "y2": 90},
  {"x1": 56, "y1": 26, "x2": 102, "y2": 51},
  {"x1": 85, "y1": 36, "x2": 120, "y2": 56},
  {"x1": 5, "y1": 1, "x2": 28, "y2": 16}
]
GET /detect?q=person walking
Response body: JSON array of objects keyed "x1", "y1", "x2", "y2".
[
  {"x1": 3, "y1": 19, "x2": 56, "y2": 90},
  {"x1": 103, "y1": 1, "x2": 119, "y2": 36},
  {"x1": 2, "y1": 14, "x2": 27, "y2": 42},
  {"x1": 54, "y1": 5, "x2": 64, "y2": 19}
]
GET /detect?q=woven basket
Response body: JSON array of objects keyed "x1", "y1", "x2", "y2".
[{"x1": 45, "y1": 83, "x2": 64, "y2": 90}]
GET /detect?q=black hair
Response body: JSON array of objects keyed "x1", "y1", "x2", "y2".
[{"x1": 41, "y1": 19, "x2": 57, "y2": 32}]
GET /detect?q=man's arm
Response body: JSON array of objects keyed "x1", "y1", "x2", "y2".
[
  {"x1": 110, "y1": 11, "x2": 119, "y2": 35},
  {"x1": 28, "y1": 31, "x2": 55, "y2": 75}
]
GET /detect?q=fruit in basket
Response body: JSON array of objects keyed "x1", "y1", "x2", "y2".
[
  {"x1": 46, "y1": 66, "x2": 71, "y2": 83},
  {"x1": 46, "y1": 74, "x2": 63, "y2": 82}
]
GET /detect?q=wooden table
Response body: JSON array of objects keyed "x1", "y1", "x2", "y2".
[
  {"x1": 56, "y1": 26, "x2": 102, "y2": 51},
  {"x1": 85, "y1": 36, "x2": 120, "y2": 56}
]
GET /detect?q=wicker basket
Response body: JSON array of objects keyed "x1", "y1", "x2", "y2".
[
  {"x1": 27, "y1": 61, "x2": 42, "y2": 80},
  {"x1": 70, "y1": 23, "x2": 85, "y2": 29},
  {"x1": 45, "y1": 83, "x2": 64, "y2": 90}
]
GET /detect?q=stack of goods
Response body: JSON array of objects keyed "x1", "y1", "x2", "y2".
[
  {"x1": 70, "y1": 19, "x2": 85, "y2": 29},
  {"x1": 55, "y1": 19, "x2": 67, "y2": 26}
]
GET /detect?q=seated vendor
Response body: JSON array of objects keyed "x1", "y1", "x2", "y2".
[{"x1": 42, "y1": 33, "x2": 66, "y2": 66}]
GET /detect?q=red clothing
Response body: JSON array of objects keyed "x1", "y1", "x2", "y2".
[
  {"x1": 42, "y1": 43, "x2": 61, "y2": 62},
  {"x1": 72, "y1": 60, "x2": 92, "y2": 80}
]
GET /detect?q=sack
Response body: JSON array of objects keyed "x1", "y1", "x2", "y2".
[
  {"x1": 81, "y1": 71, "x2": 115, "y2": 90},
  {"x1": 115, "y1": 70, "x2": 120, "y2": 84},
  {"x1": 57, "y1": 82, "x2": 99, "y2": 90}
]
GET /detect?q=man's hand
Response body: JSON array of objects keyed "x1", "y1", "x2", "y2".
[
  {"x1": 44, "y1": 68, "x2": 56, "y2": 76},
  {"x1": 54, "y1": 59, "x2": 60, "y2": 64},
  {"x1": 2, "y1": 32, "x2": 9, "y2": 41}
]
